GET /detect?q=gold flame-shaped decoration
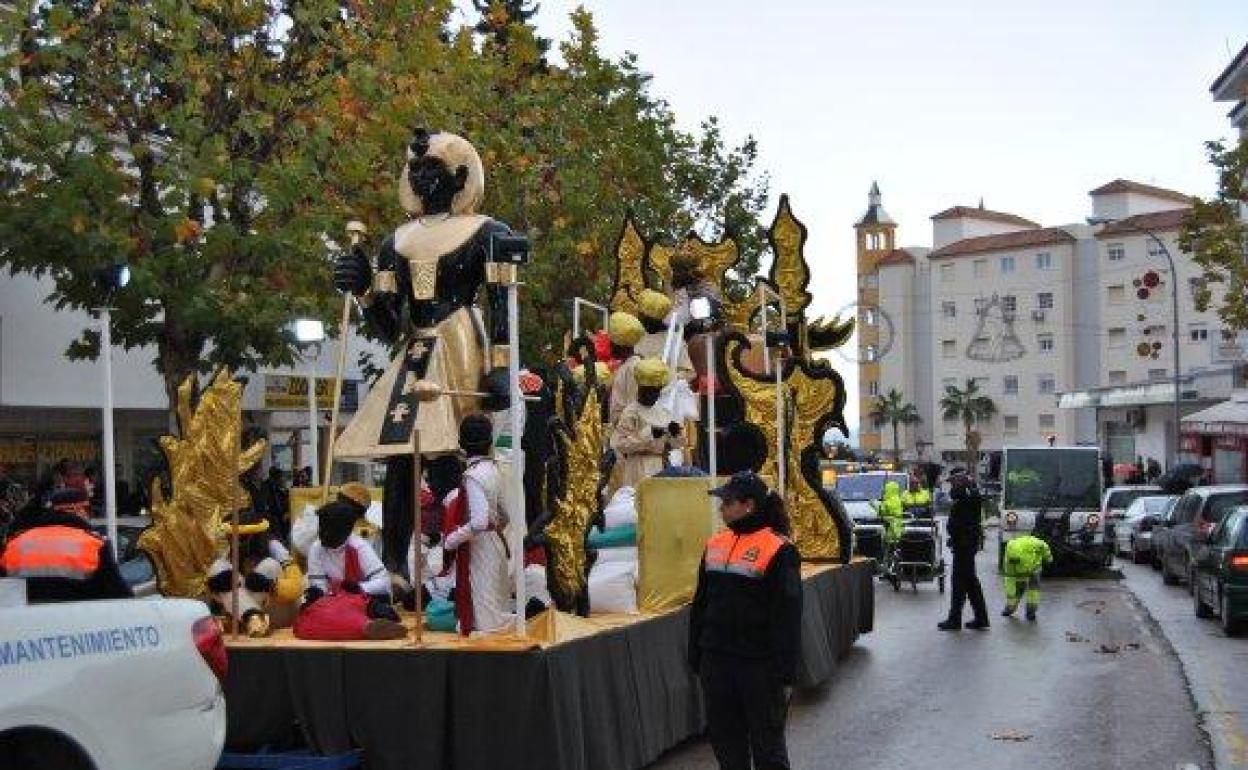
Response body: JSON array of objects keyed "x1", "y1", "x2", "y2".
[
  {"x1": 767, "y1": 195, "x2": 812, "y2": 322},
  {"x1": 138, "y1": 370, "x2": 266, "y2": 598},
  {"x1": 608, "y1": 214, "x2": 648, "y2": 317},
  {"x1": 544, "y1": 383, "x2": 606, "y2": 605}
]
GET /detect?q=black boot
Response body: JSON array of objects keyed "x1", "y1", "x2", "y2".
[
  {"x1": 965, "y1": 618, "x2": 990, "y2": 630},
  {"x1": 937, "y1": 619, "x2": 961, "y2": 631}
]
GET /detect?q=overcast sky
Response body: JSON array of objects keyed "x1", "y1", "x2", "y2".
[{"x1": 454, "y1": 1, "x2": 1247, "y2": 428}]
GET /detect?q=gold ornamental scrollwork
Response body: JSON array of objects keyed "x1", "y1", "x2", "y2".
[{"x1": 544, "y1": 384, "x2": 604, "y2": 604}]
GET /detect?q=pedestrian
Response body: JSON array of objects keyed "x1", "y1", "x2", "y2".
[
  {"x1": 1000, "y1": 534, "x2": 1053, "y2": 621},
  {"x1": 260, "y1": 466, "x2": 291, "y2": 538},
  {"x1": 871, "y1": 480, "x2": 905, "y2": 589},
  {"x1": 1146, "y1": 458, "x2": 1162, "y2": 483},
  {"x1": 939, "y1": 473, "x2": 989, "y2": 630},
  {"x1": 689, "y1": 470, "x2": 802, "y2": 770},
  {"x1": 0, "y1": 488, "x2": 133, "y2": 602},
  {"x1": 900, "y1": 475, "x2": 933, "y2": 516}
]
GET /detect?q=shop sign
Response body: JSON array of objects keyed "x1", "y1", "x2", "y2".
[
  {"x1": 263, "y1": 375, "x2": 358, "y2": 411},
  {"x1": 0, "y1": 438, "x2": 36, "y2": 465},
  {"x1": 36, "y1": 439, "x2": 100, "y2": 464}
]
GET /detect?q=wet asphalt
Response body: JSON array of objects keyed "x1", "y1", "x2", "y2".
[{"x1": 651, "y1": 536, "x2": 1214, "y2": 770}]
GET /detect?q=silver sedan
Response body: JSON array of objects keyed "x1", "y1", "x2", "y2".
[{"x1": 1113, "y1": 495, "x2": 1178, "y2": 564}]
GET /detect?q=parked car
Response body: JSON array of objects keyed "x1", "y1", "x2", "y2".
[
  {"x1": 89, "y1": 515, "x2": 158, "y2": 596},
  {"x1": 0, "y1": 595, "x2": 227, "y2": 770},
  {"x1": 1101, "y1": 485, "x2": 1163, "y2": 546},
  {"x1": 1111, "y1": 495, "x2": 1178, "y2": 564},
  {"x1": 1154, "y1": 485, "x2": 1248, "y2": 589},
  {"x1": 1190, "y1": 506, "x2": 1248, "y2": 636}
]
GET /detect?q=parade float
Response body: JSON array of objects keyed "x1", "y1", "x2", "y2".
[{"x1": 136, "y1": 130, "x2": 873, "y2": 770}]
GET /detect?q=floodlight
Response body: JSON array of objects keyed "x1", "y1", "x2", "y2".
[
  {"x1": 689, "y1": 297, "x2": 712, "y2": 321},
  {"x1": 292, "y1": 318, "x2": 326, "y2": 343}
]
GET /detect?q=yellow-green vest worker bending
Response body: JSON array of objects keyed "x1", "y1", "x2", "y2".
[
  {"x1": 871, "y1": 481, "x2": 905, "y2": 545},
  {"x1": 1001, "y1": 535, "x2": 1053, "y2": 621}
]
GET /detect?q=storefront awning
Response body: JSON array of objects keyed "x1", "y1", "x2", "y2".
[
  {"x1": 1058, "y1": 381, "x2": 1196, "y2": 410},
  {"x1": 1182, "y1": 391, "x2": 1248, "y2": 436}
]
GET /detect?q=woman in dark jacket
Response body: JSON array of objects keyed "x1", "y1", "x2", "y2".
[{"x1": 689, "y1": 471, "x2": 803, "y2": 770}]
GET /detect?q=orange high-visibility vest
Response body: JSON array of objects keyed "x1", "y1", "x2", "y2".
[
  {"x1": 704, "y1": 527, "x2": 787, "y2": 579},
  {"x1": 1, "y1": 526, "x2": 102, "y2": 580}
]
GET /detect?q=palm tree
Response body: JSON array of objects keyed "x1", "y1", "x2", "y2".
[
  {"x1": 869, "y1": 388, "x2": 922, "y2": 463},
  {"x1": 939, "y1": 379, "x2": 997, "y2": 480}
]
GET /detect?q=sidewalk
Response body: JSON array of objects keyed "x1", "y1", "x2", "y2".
[{"x1": 1123, "y1": 559, "x2": 1248, "y2": 769}]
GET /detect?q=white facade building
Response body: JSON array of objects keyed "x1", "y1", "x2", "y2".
[{"x1": 858, "y1": 180, "x2": 1239, "y2": 471}]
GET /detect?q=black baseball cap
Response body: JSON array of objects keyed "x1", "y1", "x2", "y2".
[{"x1": 708, "y1": 471, "x2": 769, "y2": 503}]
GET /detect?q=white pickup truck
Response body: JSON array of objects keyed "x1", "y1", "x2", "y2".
[{"x1": 0, "y1": 591, "x2": 227, "y2": 770}]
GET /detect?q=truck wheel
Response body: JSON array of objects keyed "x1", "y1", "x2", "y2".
[{"x1": 1222, "y1": 591, "x2": 1243, "y2": 637}]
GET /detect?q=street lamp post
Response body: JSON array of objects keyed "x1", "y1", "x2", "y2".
[
  {"x1": 1088, "y1": 217, "x2": 1182, "y2": 468},
  {"x1": 95, "y1": 264, "x2": 130, "y2": 560},
  {"x1": 292, "y1": 319, "x2": 326, "y2": 486}
]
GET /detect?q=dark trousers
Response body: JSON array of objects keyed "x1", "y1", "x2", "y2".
[
  {"x1": 947, "y1": 545, "x2": 988, "y2": 624},
  {"x1": 699, "y1": 652, "x2": 790, "y2": 770}
]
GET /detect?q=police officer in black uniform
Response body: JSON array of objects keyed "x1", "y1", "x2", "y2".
[
  {"x1": 689, "y1": 471, "x2": 803, "y2": 770},
  {"x1": 939, "y1": 473, "x2": 989, "y2": 630}
]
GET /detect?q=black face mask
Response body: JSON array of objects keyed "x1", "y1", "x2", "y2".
[
  {"x1": 637, "y1": 386, "x2": 661, "y2": 407},
  {"x1": 407, "y1": 156, "x2": 463, "y2": 214}
]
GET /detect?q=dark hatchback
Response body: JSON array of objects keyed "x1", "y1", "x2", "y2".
[
  {"x1": 1154, "y1": 486, "x2": 1248, "y2": 589},
  {"x1": 1191, "y1": 506, "x2": 1248, "y2": 636}
]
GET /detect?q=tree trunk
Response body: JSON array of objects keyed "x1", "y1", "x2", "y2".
[{"x1": 892, "y1": 421, "x2": 901, "y2": 464}]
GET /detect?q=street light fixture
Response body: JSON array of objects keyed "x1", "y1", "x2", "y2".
[
  {"x1": 290, "y1": 318, "x2": 326, "y2": 486},
  {"x1": 94, "y1": 262, "x2": 130, "y2": 560},
  {"x1": 1087, "y1": 216, "x2": 1182, "y2": 468}
]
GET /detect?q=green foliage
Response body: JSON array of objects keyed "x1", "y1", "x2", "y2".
[
  {"x1": 0, "y1": 1, "x2": 769, "y2": 405},
  {"x1": 1179, "y1": 137, "x2": 1248, "y2": 331},
  {"x1": 939, "y1": 378, "x2": 996, "y2": 479},
  {"x1": 868, "y1": 387, "x2": 921, "y2": 462}
]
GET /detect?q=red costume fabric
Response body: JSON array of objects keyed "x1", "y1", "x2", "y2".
[{"x1": 293, "y1": 546, "x2": 371, "y2": 641}]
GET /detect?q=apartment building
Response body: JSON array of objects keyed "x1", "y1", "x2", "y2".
[{"x1": 856, "y1": 180, "x2": 1235, "y2": 469}]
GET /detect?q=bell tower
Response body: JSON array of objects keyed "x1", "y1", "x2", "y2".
[{"x1": 854, "y1": 182, "x2": 896, "y2": 455}]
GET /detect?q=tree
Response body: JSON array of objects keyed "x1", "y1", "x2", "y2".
[
  {"x1": 939, "y1": 379, "x2": 996, "y2": 480},
  {"x1": 0, "y1": 0, "x2": 448, "y2": 416},
  {"x1": 0, "y1": 1, "x2": 770, "y2": 413},
  {"x1": 1179, "y1": 137, "x2": 1248, "y2": 331},
  {"x1": 868, "y1": 388, "x2": 921, "y2": 463}
]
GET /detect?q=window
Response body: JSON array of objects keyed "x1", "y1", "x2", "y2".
[
  {"x1": 1003, "y1": 376, "x2": 1019, "y2": 395},
  {"x1": 942, "y1": 340, "x2": 956, "y2": 358},
  {"x1": 1107, "y1": 285, "x2": 1125, "y2": 304},
  {"x1": 1002, "y1": 294, "x2": 1017, "y2": 314},
  {"x1": 941, "y1": 301, "x2": 957, "y2": 319},
  {"x1": 1037, "y1": 374, "x2": 1056, "y2": 394},
  {"x1": 973, "y1": 259, "x2": 987, "y2": 278},
  {"x1": 862, "y1": 308, "x2": 877, "y2": 325},
  {"x1": 1148, "y1": 368, "x2": 1168, "y2": 381},
  {"x1": 1107, "y1": 243, "x2": 1125, "y2": 261},
  {"x1": 1038, "y1": 413, "x2": 1056, "y2": 430},
  {"x1": 1000, "y1": 256, "x2": 1016, "y2": 274},
  {"x1": 1036, "y1": 292, "x2": 1053, "y2": 310},
  {"x1": 864, "y1": 345, "x2": 878, "y2": 362},
  {"x1": 1147, "y1": 238, "x2": 1166, "y2": 258},
  {"x1": 1107, "y1": 328, "x2": 1126, "y2": 349},
  {"x1": 1189, "y1": 325, "x2": 1208, "y2": 342},
  {"x1": 1222, "y1": 329, "x2": 1237, "y2": 343},
  {"x1": 1038, "y1": 333, "x2": 1054, "y2": 353},
  {"x1": 942, "y1": 377, "x2": 958, "y2": 392},
  {"x1": 1189, "y1": 276, "x2": 1207, "y2": 303},
  {"x1": 1146, "y1": 324, "x2": 1166, "y2": 338},
  {"x1": 1003, "y1": 415, "x2": 1019, "y2": 434},
  {"x1": 1035, "y1": 252, "x2": 1052, "y2": 270},
  {"x1": 1109, "y1": 370, "x2": 1126, "y2": 385},
  {"x1": 859, "y1": 273, "x2": 879, "y2": 290},
  {"x1": 867, "y1": 380, "x2": 879, "y2": 396},
  {"x1": 973, "y1": 376, "x2": 990, "y2": 390},
  {"x1": 940, "y1": 264, "x2": 955, "y2": 283}
]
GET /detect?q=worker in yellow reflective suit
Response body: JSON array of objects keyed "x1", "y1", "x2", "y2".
[
  {"x1": 871, "y1": 480, "x2": 905, "y2": 589},
  {"x1": 1001, "y1": 534, "x2": 1053, "y2": 621},
  {"x1": 899, "y1": 476, "x2": 933, "y2": 516}
]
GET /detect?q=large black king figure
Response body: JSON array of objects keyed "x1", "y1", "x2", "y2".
[{"x1": 332, "y1": 128, "x2": 525, "y2": 577}]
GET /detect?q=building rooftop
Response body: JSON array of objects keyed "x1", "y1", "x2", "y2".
[
  {"x1": 928, "y1": 227, "x2": 1076, "y2": 258},
  {"x1": 1211, "y1": 41, "x2": 1248, "y2": 101},
  {"x1": 1088, "y1": 178, "x2": 1193, "y2": 204},
  {"x1": 929, "y1": 205, "x2": 1039, "y2": 229},
  {"x1": 855, "y1": 181, "x2": 896, "y2": 227},
  {"x1": 1094, "y1": 208, "x2": 1191, "y2": 237},
  {"x1": 876, "y1": 248, "x2": 917, "y2": 267}
]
